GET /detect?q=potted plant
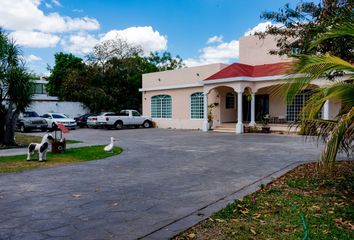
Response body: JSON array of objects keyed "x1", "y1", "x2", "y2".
[
  {"x1": 207, "y1": 103, "x2": 218, "y2": 130},
  {"x1": 261, "y1": 114, "x2": 271, "y2": 133}
]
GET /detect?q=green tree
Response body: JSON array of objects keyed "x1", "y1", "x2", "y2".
[
  {"x1": 258, "y1": 0, "x2": 353, "y2": 62},
  {"x1": 284, "y1": 20, "x2": 354, "y2": 170},
  {"x1": 147, "y1": 51, "x2": 185, "y2": 71},
  {"x1": 61, "y1": 39, "x2": 159, "y2": 112},
  {"x1": 46, "y1": 52, "x2": 84, "y2": 99},
  {"x1": 0, "y1": 30, "x2": 33, "y2": 146}
]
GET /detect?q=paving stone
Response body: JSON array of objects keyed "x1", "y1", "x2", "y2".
[{"x1": 0, "y1": 129, "x2": 324, "y2": 239}]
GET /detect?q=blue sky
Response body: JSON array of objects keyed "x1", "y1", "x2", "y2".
[{"x1": 0, "y1": 0, "x2": 307, "y2": 75}]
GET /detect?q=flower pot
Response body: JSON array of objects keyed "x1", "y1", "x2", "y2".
[
  {"x1": 261, "y1": 126, "x2": 271, "y2": 133},
  {"x1": 208, "y1": 120, "x2": 213, "y2": 130},
  {"x1": 244, "y1": 126, "x2": 251, "y2": 133}
]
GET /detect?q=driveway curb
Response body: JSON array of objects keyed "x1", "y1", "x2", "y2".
[{"x1": 139, "y1": 160, "x2": 313, "y2": 240}]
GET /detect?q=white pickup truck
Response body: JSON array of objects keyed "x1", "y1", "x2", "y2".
[{"x1": 105, "y1": 110, "x2": 152, "y2": 129}]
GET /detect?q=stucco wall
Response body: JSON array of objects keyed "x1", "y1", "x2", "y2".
[
  {"x1": 143, "y1": 87, "x2": 205, "y2": 129},
  {"x1": 239, "y1": 35, "x2": 291, "y2": 65},
  {"x1": 28, "y1": 101, "x2": 88, "y2": 118},
  {"x1": 329, "y1": 100, "x2": 341, "y2": 119},
  {"x1": 142, "y1": 63, "x2": 227, "y2": 89},
  {"x1": 214, "y1": 87, "x2": 237, "y2": 123}
]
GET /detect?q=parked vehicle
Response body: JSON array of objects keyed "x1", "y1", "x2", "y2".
[
  {"x1": 41, "y1": 113, "x2": 77, "y2": 130},
  {"x1": 87, "y1": 112, "x2": 115, "y2": 128},
  {"x1": 16, "y1": 111, "x2": 47, "y2": 132},
  {"x1": 74, "y1": 113, "x2": 93, "y2": 128},
  {"x1": 105, "y1": 110, "x2": 152, "y2": 129}
]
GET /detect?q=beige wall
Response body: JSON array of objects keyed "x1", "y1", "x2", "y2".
[
  {"x1": 257, "y1": 87, "x2": 286, "y2": 118},
  {"x1": 329, "y1": 100, "x2": 341, "y2": 119},
  {"x1": 142, "y1": 63, "x2": 227, "y2": 89},
  {"x1": 239, "y1": 35, "x2": 291, "y2": 65},
  {"x1": 143, "y1": 87, "x2": 205, "y2": 129},
  {"x1": 213, "y1": 87, "x2": 237, "y2": 123}
]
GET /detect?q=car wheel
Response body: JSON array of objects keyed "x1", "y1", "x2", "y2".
[
  {"x1": 115, "y1": 121, "x2": 123, "y2": 130},
  {"x1": 143, "y1": 121, "x2": 151, "y2": 128},
  {"x1": 20, "y1": 124, "x2": 27, "y2": 133}
]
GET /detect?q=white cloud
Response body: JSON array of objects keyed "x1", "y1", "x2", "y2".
[
  {"x1": 185, "y1": 22, "x2": 286, "y2": 67},
  {"x1": 0, "y1": 0, "x2": 99, "y2": 33},
  {"x1": 72, "y1": 9, "x2": 84, "y2": 13},
  {"x1": 61, "y1": 32, "x2": 99, "y2": 55},
  {"x1": 185, "y1": 39, "x2": 239, "y2": 67},
  {"x1": 244, "y1": 21, "x2": 283, "y2": 36},
  {"x1": 100, "y1": 26, "x2": 167, "y2": 55},
  {"x1": 51, "y1": 0, "x2": 61, "y2": 7},
  {"x1": 10, "y1": 31, "x2": 60, "y2": 48},
  {"x1": 25, "y1": 54, "x2": 42, "y2": 62},
  {"x1": 44, "y1": 2, "x2": 52, "y2": 8},
  {"x1": 207, "y1": 35, "x2": 223, "y2": 44}
]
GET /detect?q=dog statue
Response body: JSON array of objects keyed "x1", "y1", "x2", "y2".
[{"x1": 27, "y1": 134, "x2": 55, "y2": 161}]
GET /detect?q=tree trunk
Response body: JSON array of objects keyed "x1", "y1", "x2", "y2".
[{"x1": 3, "y1": 105, "x2": 19, "y2": 146}]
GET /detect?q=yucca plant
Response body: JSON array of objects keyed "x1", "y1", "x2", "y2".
[{"x1": 284, "y1": 20, "x2": 354, "y2": 170}]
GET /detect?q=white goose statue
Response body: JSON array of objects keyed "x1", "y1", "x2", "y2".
[{"x1": 104, "y1": 137, "x2": 115, "y2": 152}]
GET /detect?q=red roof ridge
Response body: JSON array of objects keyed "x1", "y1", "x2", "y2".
[{"x1": 205, "y1": 61, "x2": 294, "y2": 80}]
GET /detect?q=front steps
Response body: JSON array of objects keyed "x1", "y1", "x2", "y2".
[{"x1": 212, "y1": 123, "x2": 299, "y2": 133}]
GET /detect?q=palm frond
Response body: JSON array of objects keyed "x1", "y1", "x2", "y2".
[
  {"x1": 320, "y1": 107, "x2": 354, "y2": 169},
  {"x1": 310, "y1": 22, "x2": 354, "y2": 50},
  {"x1": 301, "y1": 82, "x2": 354, "y2": 120},
  {"x1": 283, "y1": 54, "x2": 353, "y2": 103}
]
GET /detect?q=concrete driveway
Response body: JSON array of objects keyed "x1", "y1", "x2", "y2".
[{"x1": 0, "y1": 129, "x2": 322, "y2": 239}]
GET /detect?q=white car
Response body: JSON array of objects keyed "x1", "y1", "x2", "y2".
[
  {"x1": 105, "y1": 110, "x2": 152, "y2": 129},
  {"x1": 42, "y1": 113, "x2": 77, "y2": 130},
  {"x1": 87, "y1": 112, "x2": 115, "y2": 128}
]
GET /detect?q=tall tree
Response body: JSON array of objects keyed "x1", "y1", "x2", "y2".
[
  {"x1": 257, "y1": 0, "x2": 353, "y2": 62},
  {"x1": 46, "y1": 53, "x2": 84, "y2": 99},
  {"x1": 61, "y1": 39, "x2": 159, "y2": 112},
  {"x1": 147, "y1": 51, "x2": 185, "y2": 71},
  {"x1": 0, "y1": 30, "x2": 33, "y2": 146},
  {"x1": 284, "y1": 18, "x2": 354, "y2": 170}
]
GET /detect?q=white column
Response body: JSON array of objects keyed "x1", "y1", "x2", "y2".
[
  {"x1": 202, "y1": 93, "x2": 208, "y2": 132},
  {"x1": 249, "y1": 92, "x2": 256, "y2": 127},
  {"x1": 323, "y1": 100, "x2": 330, "y2": 120},
  {"x1": 236, "y1": 91, "x2": 243, "y2": 134}
]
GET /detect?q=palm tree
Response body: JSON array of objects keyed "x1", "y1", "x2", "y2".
[
  {"x1": 284, "y1": 20, "x2": 354, "y2": 170},
  {"x1": 0, "y1": 30, "x2": 33, "y2": 146}
]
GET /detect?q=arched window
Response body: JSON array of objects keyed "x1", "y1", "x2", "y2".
[
  {"x1": 190, "y1": 92, "x2": 204, "y2": 119},
  {"x1": 151, "y1": 95, "x2": 172, "y2": 118},
  {"x1": 225, "y1": 92, "x2": 235, "y2": 109}
]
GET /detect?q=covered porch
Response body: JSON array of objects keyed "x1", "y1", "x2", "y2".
[{"x1": 202, "y1": 82, "x2": 333, "y2": 134}]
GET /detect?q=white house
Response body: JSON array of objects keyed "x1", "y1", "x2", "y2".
[{"x1": 28, "y1": 78, "x2": 87, "y2": 117}]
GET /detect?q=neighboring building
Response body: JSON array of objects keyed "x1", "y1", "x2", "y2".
[
  {"x1": 28, "y1": 78, "x2": 87, "y2": 117},
  {"x1": 140, "y1": 35, "x2": 343, "y2": 133}
]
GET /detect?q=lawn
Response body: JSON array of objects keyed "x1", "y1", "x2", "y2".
[
  {"x1": 0, "y1": 133, "x2": 82, "y2": 149},
  {"x1": 0, "y1": 145, "x2": 123, "y2": 173},
  {"x1": 174, "y1": 161, "x2": 354, "y2": 240}
]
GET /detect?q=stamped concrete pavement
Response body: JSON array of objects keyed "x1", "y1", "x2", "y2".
[{"x1": 0, "y1": 129, "x2": 322, "y2": 239}]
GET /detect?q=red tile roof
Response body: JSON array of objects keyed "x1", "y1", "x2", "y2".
[{"x1": 205, "y1": 62, "x2": 294, "y2": 80}]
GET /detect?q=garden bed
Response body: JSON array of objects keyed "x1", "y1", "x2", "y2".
[{"x1": 174, "y1": 161, "x2": 354, "y2": 240}]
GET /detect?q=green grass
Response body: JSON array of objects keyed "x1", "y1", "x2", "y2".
[
  {"x1": 174, "y1": 161, "x2": 354, "y2": 240},
  {"x1": 0, "y1": 145, "x2": 123, "y2": 173}
]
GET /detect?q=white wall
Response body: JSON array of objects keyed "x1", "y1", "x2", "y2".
[{"x1": 28, "y1": 101, "x2": 88, "y2": 118}]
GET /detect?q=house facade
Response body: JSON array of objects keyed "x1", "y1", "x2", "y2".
[
  {"x1": 140, "y1": 35, "x2": 342, "y2": 133},
  {"x1": 28, "y1": 78, "x2": 87, "y2": 117}
]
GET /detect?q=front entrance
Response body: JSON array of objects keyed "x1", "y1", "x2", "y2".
[{"x1": 242, "y1": 94, "x2": 269, "y2": 122}]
